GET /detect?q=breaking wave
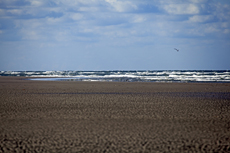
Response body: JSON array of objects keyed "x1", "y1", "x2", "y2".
[{"x1": 1, "y1": 70, "x2": 230, "y2": 83}]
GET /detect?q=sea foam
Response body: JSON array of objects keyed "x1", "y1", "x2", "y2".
[{"x1": 0, "y1": 70, "x2": 229, "y2": 83}]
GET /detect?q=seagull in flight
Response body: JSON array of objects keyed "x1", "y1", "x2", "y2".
[{"x1": 174, "y1": 48, "x2": 179, "y2": 52}]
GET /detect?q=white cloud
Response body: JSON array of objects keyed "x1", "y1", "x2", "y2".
[
  {"x1": 20, "y1": 29, "x2": 40, "y2": 40},
  {"x1": 223, "y1": 29, "x2": 230, "y2": 34},
  {"x1": 15, "y1": 19, "x2": 43, "y2": 29},
  {"x1": 27, "y1": 0, "x2": 44, "y2": 6},
  {"x1": 70, "y1": 13, "x2": 83, "y2": 21},
  {"x1": 7, "y1": 9, "x2": 23, "y2": 15},
  {"x1": 188, "y1": 15, "x2": 212, "y2": 23},
  {"x1": 132, "y1": 15, "x2": 146, "y2": 23},
  {"x1": 163, "y1": 4, "x2": 200, "y2": 14},
  {"x1": 204, "y1": 24, "x2": 220, "y2": 33},
  {"x1": 1, "y1": 0, "x2": 230, "y2": 45},
  {"x1": 189, "y1": 0, "x2": 207, "y2": 3},
  {"x1": 46, "y1": 17, "x2": 63, "y2": 24},
  {"x1": 105, "y1": 0, "x2": 137, "y2": 12},
  {"x1": 78, "y1": 7, "x2": 99, "y2": 12},
  {"x1": 221, "y1": 22, "x2": 229, "y2": 28}
]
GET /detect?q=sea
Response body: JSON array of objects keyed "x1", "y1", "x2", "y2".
[{"x1": 0, "y1": 70, "x2": 230, "y2": 83}]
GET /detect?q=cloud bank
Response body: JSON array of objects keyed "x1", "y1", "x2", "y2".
[{"x1": 0, "y1": 0, "x2": 230, "y2": 70}]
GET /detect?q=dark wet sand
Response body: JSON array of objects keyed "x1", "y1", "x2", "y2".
[{"x1": 0, "y1": 77, "x2": 230, "y2": 152}]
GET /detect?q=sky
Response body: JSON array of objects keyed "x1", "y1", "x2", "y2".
[{"x1": 0, "y1": 0, "x2": 230, "y2": 71}]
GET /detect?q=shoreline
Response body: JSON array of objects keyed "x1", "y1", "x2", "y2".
[
  {"x1": 0, "y1": 77, "x2": 230, "y2": 152},
  {"x1": 26, "y1": 76, "x2": 230, "y2": 83},
  {"x1": 1, "y1": 69, "x2": 229, "y2": 83}
]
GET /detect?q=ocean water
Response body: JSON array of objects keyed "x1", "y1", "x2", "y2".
[{"x1": 1, "y1": 70, "x2": 230, "y2": 83}]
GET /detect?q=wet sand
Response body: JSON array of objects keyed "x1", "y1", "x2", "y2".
[{"x1": 0, "y1": 77, "x2": 230, "y2": 152}]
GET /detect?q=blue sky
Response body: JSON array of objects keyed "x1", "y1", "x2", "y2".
[{"x1": 0, "y1": 0, "x2": 230, "y2": 71}]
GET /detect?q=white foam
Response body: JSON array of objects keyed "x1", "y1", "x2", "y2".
[{"x1": 1, "y1": 70, "x2": 230, "y2": 82}]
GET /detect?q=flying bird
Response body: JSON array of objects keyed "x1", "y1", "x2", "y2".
[{"x1": 174, "y1": 48, "x2": 179, "y2": 52}]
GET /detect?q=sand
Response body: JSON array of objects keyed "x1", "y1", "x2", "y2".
[{"x1": 0, "y1": 77, "x2": 230, "y2": 152}]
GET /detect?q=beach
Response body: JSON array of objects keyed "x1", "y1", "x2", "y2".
[{"x1": 0, "y1": 77, "x2": 230, "y2": 152}]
